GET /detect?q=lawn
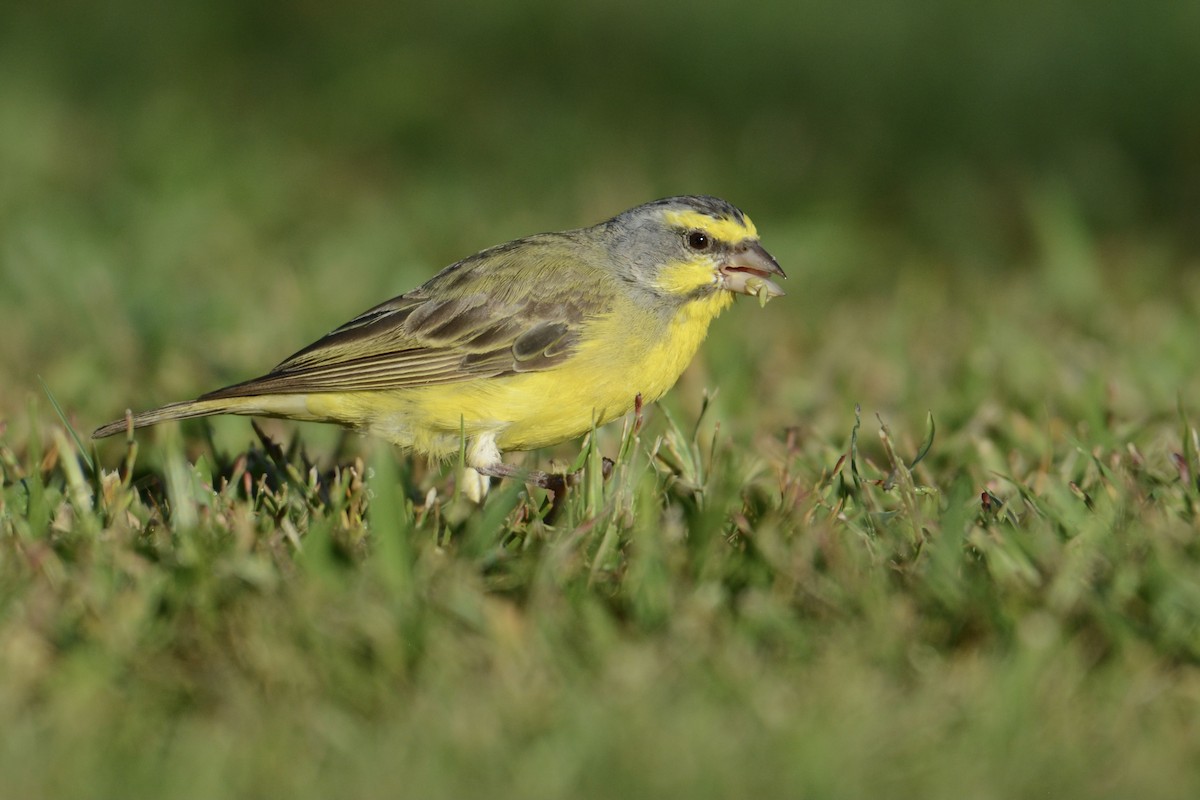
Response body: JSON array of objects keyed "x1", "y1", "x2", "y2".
[{"x1": 2, "y1": 2, "x2": 1199, "y2": 798}]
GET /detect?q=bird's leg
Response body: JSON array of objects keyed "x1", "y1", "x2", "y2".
[
  {"x1": 474, "y1": 462, "x2": 569, "y2": 494},
  {"x1": 466, "y1": 432, "x2": 614, "y2": 506},
  {"x1": 476, "y1": 462, "x2": 569, "y2": 521},
  {"x1": 473, "y1": 458, "x2": 615, "y2": 496}
]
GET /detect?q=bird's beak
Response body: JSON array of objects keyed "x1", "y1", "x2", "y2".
[{"x1": 719, "y1": 241, "x2": 786, "y2": 303}]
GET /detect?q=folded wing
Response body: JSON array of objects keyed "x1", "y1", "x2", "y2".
[{"x1": 200, "y1": 235, "x2": 606, "y2": 401}]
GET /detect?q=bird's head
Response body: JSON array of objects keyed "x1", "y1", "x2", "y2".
[{"x1": 604, "y1": 195, "x2": 785, "y2": 307}]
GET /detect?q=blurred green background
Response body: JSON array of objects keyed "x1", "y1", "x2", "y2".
[
  {"x1": 4, "y1": 4, "x2": 1200, "y2": 798},
  {"x1": 3, "y1": 0, "x2": 1198, "y2": 432}
]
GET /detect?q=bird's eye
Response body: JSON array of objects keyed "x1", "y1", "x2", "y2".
[{"x1": 686, "y1": 230, "x2": 711, "y2": 251}]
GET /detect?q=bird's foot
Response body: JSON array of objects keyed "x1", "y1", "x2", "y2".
[{"x1": 473, "y1": 458, "x2": 615, "y2": 499}]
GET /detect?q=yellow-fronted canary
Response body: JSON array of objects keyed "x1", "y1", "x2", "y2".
[{"x1": 94, "y1": 195, "x2": 784, "y2": 498}]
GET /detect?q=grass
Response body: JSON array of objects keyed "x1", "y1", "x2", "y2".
[
  {"x1": 4, "y1": 340, "x2": 1200, "y2": 797},
  {"x1": 4, "y1": 1, "x2": 1200, "y2": 796}
]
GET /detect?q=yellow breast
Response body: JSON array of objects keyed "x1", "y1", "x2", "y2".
[{"x1": 300, "y1": 290, "x2": 734, "y2": 457}]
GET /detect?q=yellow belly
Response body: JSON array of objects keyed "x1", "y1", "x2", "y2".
[{"x1": 301, "y1": 292, "x2": 734, "y2": 457}]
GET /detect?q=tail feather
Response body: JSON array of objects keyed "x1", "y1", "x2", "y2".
[{"x1": 92, "y1": 398, "x2": 246, "y2": 439}]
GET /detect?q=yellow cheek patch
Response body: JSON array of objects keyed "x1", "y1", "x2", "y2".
[
  {"x1": 663, "y1": 209, "x2": 758, "y2": 241},
  {"x1": 655, "y1": 257, "x2": 719, "y2": 295}
]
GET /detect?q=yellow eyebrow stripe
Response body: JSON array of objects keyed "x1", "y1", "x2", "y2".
[{"x1": 662, "y1": 209, "x2": 758, "y2": 241}]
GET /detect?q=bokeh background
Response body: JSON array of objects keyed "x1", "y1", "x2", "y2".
[
  {"x1": 3, "y1": 0, "x2": 1199, "y2": 443},
  {"x1": 4, "y1": 3, "x2": 1200, "y2": 797}
]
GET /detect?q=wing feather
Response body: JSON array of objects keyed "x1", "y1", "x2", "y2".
[{"x1": 200, "y1": 233, "x2": 612, "y2": 401}]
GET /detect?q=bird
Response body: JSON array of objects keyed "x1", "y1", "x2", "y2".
[{"x1": 93, "y1": 195, "x2": 785, "y2": 500}]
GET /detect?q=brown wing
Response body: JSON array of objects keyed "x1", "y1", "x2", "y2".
[{"x1": 199, "y1": 233, "x2": 609, "y2": 401}]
